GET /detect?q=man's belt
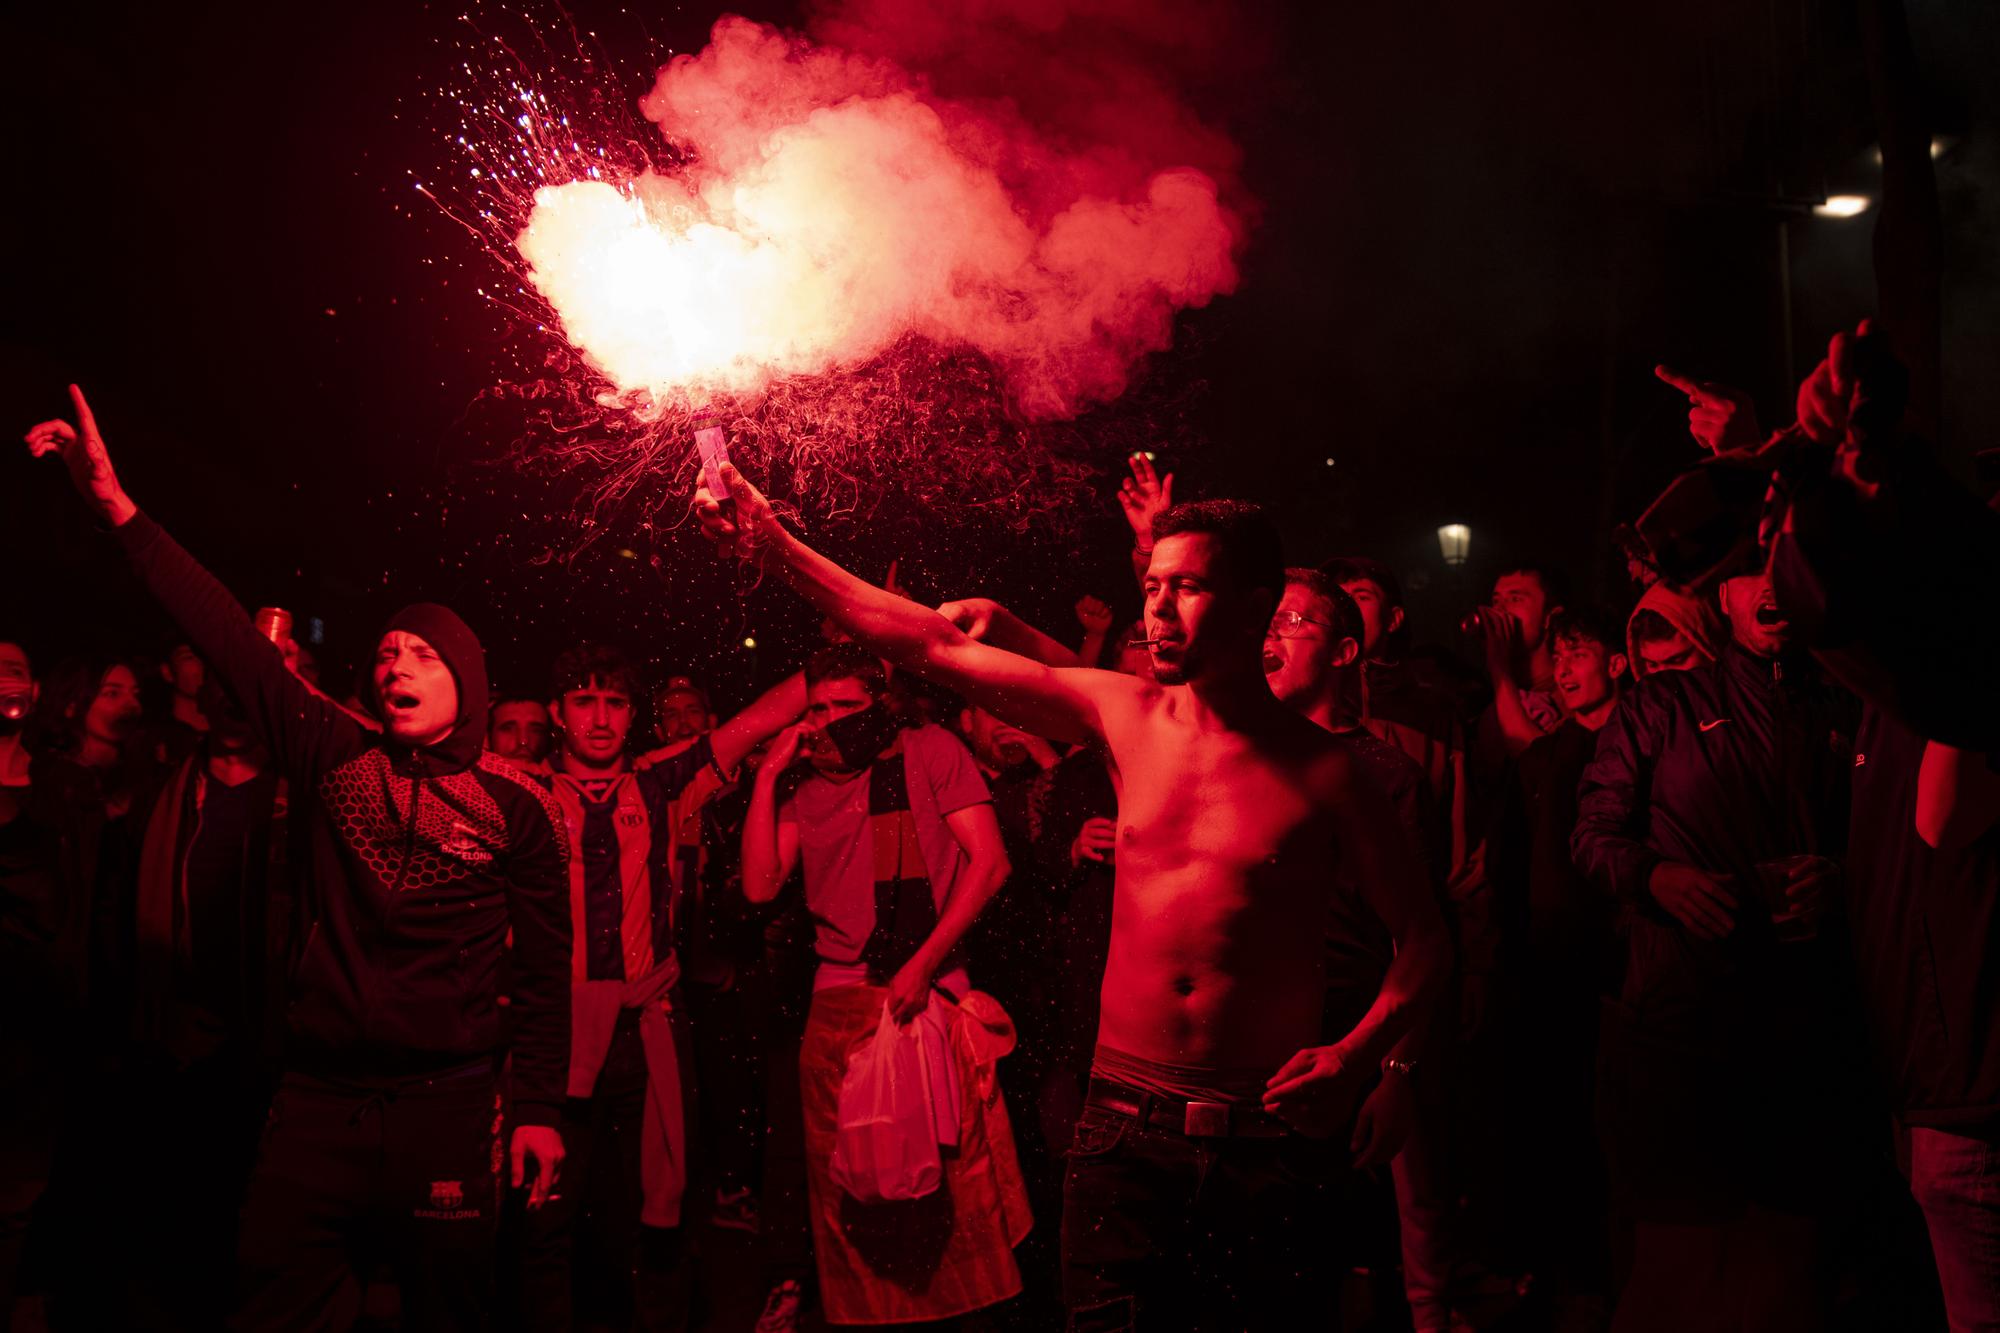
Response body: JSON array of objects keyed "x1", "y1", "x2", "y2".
[{"x1": 1085, "y1": 1077, "x2": 1290, "y2": 1139}]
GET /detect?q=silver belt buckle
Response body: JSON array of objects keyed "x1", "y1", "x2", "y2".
[{"x1": 1183, "y1": 1101, "x2": 1230, "y2": 1137}]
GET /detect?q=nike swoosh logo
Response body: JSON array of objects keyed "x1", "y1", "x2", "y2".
[{"x1": 1699, "y1": 719, "x2": 1731, "y2": 732}]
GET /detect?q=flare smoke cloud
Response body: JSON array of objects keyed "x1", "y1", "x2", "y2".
[{"x1": 515, "y1": 0, "x2": 1248, "y2": 420}]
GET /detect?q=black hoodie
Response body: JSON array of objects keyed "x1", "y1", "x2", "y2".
[{"x1": 116, "y1": 513, "x2": 571, "y2": 1125}]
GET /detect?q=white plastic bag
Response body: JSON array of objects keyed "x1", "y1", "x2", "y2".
[{"x1": 828, "y1": 1001, "x2": 943, "y2": 1203}]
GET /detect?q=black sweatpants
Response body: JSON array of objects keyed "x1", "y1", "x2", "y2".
[{"x1": 233, "y1": 1061, "x2": 502, "y2": 1332}]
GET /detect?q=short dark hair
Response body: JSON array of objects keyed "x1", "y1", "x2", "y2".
[
  {"x1": 1627, "y1": 608, "x2": 1678, "y2": 646},
  {"x1": 549, "y1": 643, "x2": 643, "y2": 701},
  {"x1": 1150, "y1": 500, "x2": 1286, "y2": 600},
  {"x1": 488, "y1": 693, "x2": 547, "y2": 717},
  {"x1": 654, "y1": 676, "x2": 711, "y2": 713},
  {"x1": 1497, "y1": 564, "x2": 1570, "y2": 607},
  {"x1": 1284, "y1": 568, "x2": 1365, "y2": 649},
  {"x1": 1550, "y1": 606, "x2": 1623, "y2": 655},
  {"x1": 806, "y1": 644, "x2": 888, "y2": 699},
  {"x1": 1319, "y1": 556, "x2": 1405, "y2": 613}
]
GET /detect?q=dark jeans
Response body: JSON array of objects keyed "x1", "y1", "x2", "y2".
[
  {"x1": 510, "y1": 1013, "x2": 692, "y2": 1333},
  {"x1": 234, "y1": 1062, "x2": 501, "y2": 1332},
  {"x1": 1060, "y1": 1103, "x2": 1343, "y2": 1332},
  {"x1": 1908, "y1": 1126, "x2": 2000, "y2": 1333}
]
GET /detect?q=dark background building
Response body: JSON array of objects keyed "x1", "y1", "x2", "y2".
[{"x1": 4, "y1": 0, "x2": 1995, "y2": 704}]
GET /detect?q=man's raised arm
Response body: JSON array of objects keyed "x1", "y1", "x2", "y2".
[
  {"x1": 26, "y1": 385, "x2": 360, "y2": 778},
  {"x1": 697, "y1": 464, "x2": 1107, "y2": 746}
]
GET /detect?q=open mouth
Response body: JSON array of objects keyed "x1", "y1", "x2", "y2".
[
  {"x1": 1754, "y1": 604, "x2": 1787, "y2": 627},
  {"x1": 385, "y1": 689, "x2": 421, "y2": 713},
  {"x1": 1262, "y1": 651, "x2": 1284, "y2": 674}
]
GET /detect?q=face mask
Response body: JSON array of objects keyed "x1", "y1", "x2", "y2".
[{"x1": 820, "y1": 703, "x2": 899, "y2": 769}]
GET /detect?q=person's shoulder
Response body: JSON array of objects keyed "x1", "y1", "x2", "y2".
[
  {"x1": 904, "y1": 721, "x2": 974, "y2": 760},
  {"x1": 1339, "y1": 727, "x2": 1425, "y2": 790},
  {"x1": 477, "y1": 751, "x2": 567, "y2": 833}
]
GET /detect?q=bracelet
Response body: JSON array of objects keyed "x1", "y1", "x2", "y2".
[
  {"x1": 1381, "y1": 1057, "x2": 1417, "y2": 1079},
  {"x1": 1133, "y1": 541, "x2": 1154, "y2": 556}
]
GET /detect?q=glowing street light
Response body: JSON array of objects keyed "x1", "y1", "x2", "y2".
[
  {"x1": 1437, "y1": 523, "x2": 1471, "y2": 567},
  {"x1": 1813, "y1": 195, "x2": 1871, "y2": 219}
]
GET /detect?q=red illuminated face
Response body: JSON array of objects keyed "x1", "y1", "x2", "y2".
[
  {"x1": 1553, "y1": 635, "x2": 1626, "y2": 717},
  {"x1": 162, "y1": 643, "x2": 205, "y2": 700},
  {"x1": 374, "y1": 632, "x2": 460, "y2": 747},
  {"x1": 1720, "y1": 572, "x2": 1790, "y2": 658},
  {"x1": 487, "y1": 700, "x2": 552, "y2": 762},
  {"x1": 1263, "y1": 583, "x2": 1356, "y2": 709},
  {"x1": 1492, "y1": 572, "x2": 1557, "y2": 651},
  {"x1": 1143, "y1": 533, "x2": 1271, "y2": 687},
  {"x1": 83, "y1": 664, "x2": 142, "y2": 750},
  {"x1": 1636, "y1": 630, "x2": 1702, "y2": 677},
  {"x1": 654, "y1": 689, "x2": 712, "y2": 745},
  {"x1": 1337, "y1": 578, "x2": 1402, "y2": 660},
  {"x1": 555, "y1": 678, "x2": 634, "y2": 769},
  {"x1": 802, "y1": 676, "x2": 876, "y2": 776},
  {"x1": 0, "y1": 643, "x2": 32, "y2": 691}
]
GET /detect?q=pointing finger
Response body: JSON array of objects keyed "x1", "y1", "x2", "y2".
[
  {"x1": 67, "y1": 385, "x2": 100, "y2": 443},
  {"x1": 1654, "y1": 365, "x2": 1703, "y2": 397}
]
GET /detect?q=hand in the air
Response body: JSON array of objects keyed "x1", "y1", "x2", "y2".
[
  {"x1": 693, "y1": 461, "x2": 779, "y2": 563},
  {"x1": 1653, "y1": 366, "x2": 1763, "y2": 454},
  {"x1": 1795, "y1": 321, "x2": 1870, "y2": 446},
  {"x1": 1117, "y1": 452, "x2": 1173, "y2": 546},
  {"x1": 1074, "y1": 595, "x2": 1114, "y2": 637},
  {"x1": 24, "y1": 385, "x2": 137, "y2": 527}
]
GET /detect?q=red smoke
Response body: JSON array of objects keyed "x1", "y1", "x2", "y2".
[{"x1": 515, "y1": 0, "x2": 1250, "y2": 420}]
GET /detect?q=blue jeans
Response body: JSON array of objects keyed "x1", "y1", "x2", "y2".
[{"x1": 1909, "y1": 1126, "x2": 2000, "y2": 1333}]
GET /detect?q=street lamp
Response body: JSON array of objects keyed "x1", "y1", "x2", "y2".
[{"x1": 1437, "y1": 523, "x2": 1471, "y2": 567}]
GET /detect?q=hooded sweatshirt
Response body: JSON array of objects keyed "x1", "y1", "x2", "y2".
[
  {"x1": 116, "y1": 513, "x2": 572, "y2": 1124},
  {"x1": 1624, "y1": 581, "x2": 1726, "y2": 681}
]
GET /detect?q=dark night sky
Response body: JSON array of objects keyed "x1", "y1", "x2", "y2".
[{"x1": 4, "y1": 0, "x2": 1996, "y2": 709}]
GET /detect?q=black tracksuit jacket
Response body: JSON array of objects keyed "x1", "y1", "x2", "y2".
[
  {"x1": 116, "y1": 512, "x2": 572, "y2": 1125},
  {"x1": 1570, "y1": 642, "x2": 1854, "y2": 1050}
]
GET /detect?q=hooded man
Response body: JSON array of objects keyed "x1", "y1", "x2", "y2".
[
  {"x1": 1624, "y1": 580, "x2": 1726, "y2": 681},
  {"x1": 27, "y1": 386, "x2": 571, "y2": 1333}
]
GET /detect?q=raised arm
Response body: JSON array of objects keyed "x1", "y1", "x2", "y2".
[
  {"x1": 740, "y1": 726, "x2": 805, "y2": 905},
  {"x1": 26, "y1": 385, "x2": 360, "y2": 777},
  {"x1": 710, "y1": 670, "x2": 806, "y2": 776},
  {"x1": 697, "y1": 464, "x2": 1111, "y2": 746},
  {"x1": 933, "y1": 598, "x2": 1083, "y2": 669}
]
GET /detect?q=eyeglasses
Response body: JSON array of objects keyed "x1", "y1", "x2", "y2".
[{"x1": 1266, "y1": 611, "x2": 1331, "y2": 639}]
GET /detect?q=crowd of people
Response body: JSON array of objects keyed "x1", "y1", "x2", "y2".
[{"x1": 2, "y1": 324, "x2": 1996, "y2": 1333}]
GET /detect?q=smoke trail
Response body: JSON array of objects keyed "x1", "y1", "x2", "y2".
[{"x1": 515, "y1": 4, "x2": 1246, "y2": 420}]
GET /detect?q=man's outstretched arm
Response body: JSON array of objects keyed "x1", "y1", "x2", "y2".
[
  {"x1": 698, "y1": 464, "x2": 1107, "y2": 746},
  {"x1": 25, "y1": 385, "x2": 360, "y2": 779}
]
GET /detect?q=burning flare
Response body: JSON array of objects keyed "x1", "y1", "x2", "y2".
[{"x1": 514, "y1": 16, "x2": 1241, "y2": 420}]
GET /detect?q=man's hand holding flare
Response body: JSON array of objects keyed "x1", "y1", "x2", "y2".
[{"x1": 694, "y1": 462, "x2": 783, "y2": 566}]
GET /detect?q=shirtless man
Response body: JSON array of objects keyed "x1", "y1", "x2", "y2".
[{"x1": 697, "y1": 468, "x2": 1449, "y2": 1328}]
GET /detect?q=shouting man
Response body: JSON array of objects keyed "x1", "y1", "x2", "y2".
[
  {"x1": 698, "y1": 466, "x2": 1448, "y2": 1329},
  {"x1": 28, "y1": 386, "x2": 571, "y2": 1332}
]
